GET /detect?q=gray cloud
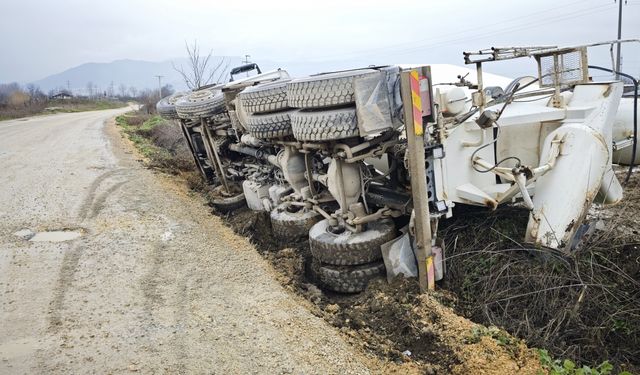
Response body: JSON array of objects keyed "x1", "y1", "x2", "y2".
[{"x1": 1, "y1": 0, "x2": 638, "y2": 83}]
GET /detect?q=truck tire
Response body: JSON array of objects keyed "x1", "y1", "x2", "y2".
[
  {"x1": 290, "y1": 107, "x2": 359, "y2": 141},
  {"x1": 312, "y1": 260, "x2": 385, "y2": 293},
  {"x1": 238, "y1": 80, "x2": 289, "y2": 114},
  {"x1": 309, "y1": 218, "x2": 396, "y2": 266},
  {"x1": 176, "y1": 89, "x2": 225, "y2": 120},
  {"x1": 270, "y1": 203, "x2": 322, "y2": 241},
  {"x1": 157, "y1": 92, "x2": 189, "y2": 119},
  {"x1": 209, "y1": 186, "x2": 246, "y2": 213},
  {"x1": 246, "y1": 110, "x2": 295, "y2": 139},
  {"x1": 287, "y1": 69, "x2": 378, "y2": 109}
]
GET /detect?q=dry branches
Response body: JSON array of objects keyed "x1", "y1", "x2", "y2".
[
  {"x1": 172, "y1": 40, "x2": 230, "y2": 90},
  {"x1": 440, "y1": 176, "x2": 640, "y2": 371}
]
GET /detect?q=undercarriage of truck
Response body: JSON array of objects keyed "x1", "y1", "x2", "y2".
[{"x1": 156, "y1": 40, "x2": 639, "y2": 293}]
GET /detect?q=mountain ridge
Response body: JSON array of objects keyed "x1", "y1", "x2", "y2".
[{"x1": 29, "y1": 56, "x2": 243, "y2": 94}]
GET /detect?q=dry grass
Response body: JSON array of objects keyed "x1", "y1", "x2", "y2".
[
  {"x1": 441, "y1": 168, "x2": 640, "y2": 373},
  {"x1": 116, "y1": 112, "x2": 194, "y2": 174}
]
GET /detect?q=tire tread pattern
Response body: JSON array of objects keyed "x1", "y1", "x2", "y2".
[
  {"x1": 287, "y1": 69, "x2": 377, "y2": 109},
  {"x1": 238, "y1": 81, "x2": 289, "y2": 114},
  {"x1": 176, "y1": 90, "x2": 226, "y2": 120},
  {"x1": 270, "y1": 206, "x2": 321, "y2": 241},
  {"x1": 246, "y1": 110, "x2": 295, "y2": 139},
  {"x1": 314, "y1": 261, "x2": 385, "y2": 293},
  {"x1": 157, "y1": 92, "x2": 188, "y2": 119},
  {"x1": 309, "y1": 219, "x2": 396, "y2": 266},
  {"x1": 291, "y1": 108, "x2": 359, "y2": 141}
]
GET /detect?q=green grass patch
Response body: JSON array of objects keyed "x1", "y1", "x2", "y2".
[
  {"x1": 537, "y1": 349, "x2": 630, "y2": 375},
  {"x1": 116, "y1": 113, "x2": 162, "y2": 158},
  {"x1": 116, "y1": 112, "x2": 193, "y2": 173}
]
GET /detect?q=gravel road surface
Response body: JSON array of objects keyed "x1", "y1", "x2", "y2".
[{"x1": 0, "y1": 110, "x2": 373, "y2": 374}]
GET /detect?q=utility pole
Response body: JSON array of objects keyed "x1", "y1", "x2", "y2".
[
  {"x1": 154, "y1": 75, "x2": 163, "y2": 99},
  {"x1": 615, "y1": 0, "x2": 625, "y2": 79},
  {"x1": 244, "y1": 55, "x2": 251, "y2": 77}
]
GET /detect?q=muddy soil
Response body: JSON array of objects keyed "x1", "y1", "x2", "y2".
[{"x1": 215, "y1": 205, "x2": 542, "y2": 375}]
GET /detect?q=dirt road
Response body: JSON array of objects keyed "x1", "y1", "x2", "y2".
[{"x1": 0, "y1": 110, "x2": 373, "y2": 374}]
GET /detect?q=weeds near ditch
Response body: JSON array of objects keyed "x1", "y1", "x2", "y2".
[
  {"x1": 116, "y1": 112, "x2": 193, "y2": 173},
  {"x1": 441, "y1": 171, "x2": 640, "y2": 373}
]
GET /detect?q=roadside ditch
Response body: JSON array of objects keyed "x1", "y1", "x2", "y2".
[{"x1": 117, "y1": 112, "x2": 639, "y2": 375}]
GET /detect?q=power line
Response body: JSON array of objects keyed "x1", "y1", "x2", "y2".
[
  {"x1": 376, "y1": 4, "x2": 612, "y2": 59},
  {"x1": 244, "y1": 55, "x2": 251, "y2": 77},
  {"x1": 154, "y1": 75, "x2": 163, "y2": 99},
  {"x1": 328, "y1": 0, "x2": 600, "y2": 59},
  {"x1": 388, "y1": 3, "x2": 615, "y2": 57},
  {"x1": 615, "y1": 0, "x2": 627, "y2": 78},
  {"x1": 318, "y1": 1, "x2": 614, "y2": 61}
]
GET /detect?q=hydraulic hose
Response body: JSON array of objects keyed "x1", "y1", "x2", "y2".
[
  {"x1": 588, "y1": 65, "x2": 638, "y2": 184},
  {"x1": 228, "y1": 143, "x2": 281, "y2": 168},
  {"x1": 228, "y1": 143, "x2": 262, "y2": 159}
]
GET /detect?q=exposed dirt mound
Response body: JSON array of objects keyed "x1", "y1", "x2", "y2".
[{"x1": 213, "y1": 205, "x2": 542, "y2": 374}]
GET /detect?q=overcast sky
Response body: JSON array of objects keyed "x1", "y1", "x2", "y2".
[{"x1": 1, "y1": 0, "x2": 639, "y2": 83}]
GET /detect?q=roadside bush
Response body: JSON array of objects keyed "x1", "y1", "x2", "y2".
[
  {"x1": 117, "y1": 113, "x2": 194, "y2": 174},
  {"x1": 123, "y1": 115, "x2": 149, "y2": 126},
  {"x1": 150, "y1": 123, "x2": 190, "y2": 158},
  {"x1": 441, "y1": 171, "x2": 640, "y2": 373},
  {"x1": 147, "y1": 122, "x2": 193, "y2": 172}
]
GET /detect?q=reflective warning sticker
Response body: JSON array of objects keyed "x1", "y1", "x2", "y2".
[
  {"x1": 410, "y1": 70, "x2": 423, "y2": 136},
  {"x1": 426, "y1": 255, "x2": 435, "y2": 290}
]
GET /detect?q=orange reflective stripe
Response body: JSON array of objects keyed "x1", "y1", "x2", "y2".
[
  {"x1": 409, "y1": 70, "x2": 423, "y2": 136},
  {"x1": 426, "y1": 256, "x2": 435, "y2": 290}
]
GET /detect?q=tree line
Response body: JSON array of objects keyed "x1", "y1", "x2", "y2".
[{"x1": 0, "y1": 81, "x2": 174, "y2": 119}]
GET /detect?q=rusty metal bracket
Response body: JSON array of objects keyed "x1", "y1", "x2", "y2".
[{"x1": 201, "y1": 118, "x2": 230, "y2": 193}]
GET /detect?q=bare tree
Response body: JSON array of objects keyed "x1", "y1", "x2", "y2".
[
  {"x1": 173, "y1": 40, "x2": 229, "y2": 90},
  {"x1": 25, "y1": 84, "x2": 45, "y2": 103},
  {"x1": 26, "y1": 84, "x2": 37, "y2": 102},
  {"x1": 137, "y1": 88, "x2": 157, "y2": 114},
  {"x1": 160, "y1": 84, "x2": 174, "y2": 98},
  {"x1": 86, "y1": 81, "x2": 95, "y2": 98},
  {"x1": 129, "y1": 86, "x2": 138, "y2": 98},
  {"x1": 118, "y1": 84, "x2": 127, "y2": 98},
  {"x1": 107, "y1": 81, "x2": 115, "y2": 98}
]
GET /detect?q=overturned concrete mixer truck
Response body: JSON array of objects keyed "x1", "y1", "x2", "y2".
[{"x1": 157, "y1": 40, "x2": 639, "y2": 293}]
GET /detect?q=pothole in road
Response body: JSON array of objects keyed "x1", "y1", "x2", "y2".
[{"x1": 13, "y1": 228, "x2": 84, "y2": 242}]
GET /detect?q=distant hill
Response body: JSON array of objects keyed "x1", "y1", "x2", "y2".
[{"x1": 30, "y1": 57, "x2": 243, "y2": 95}]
